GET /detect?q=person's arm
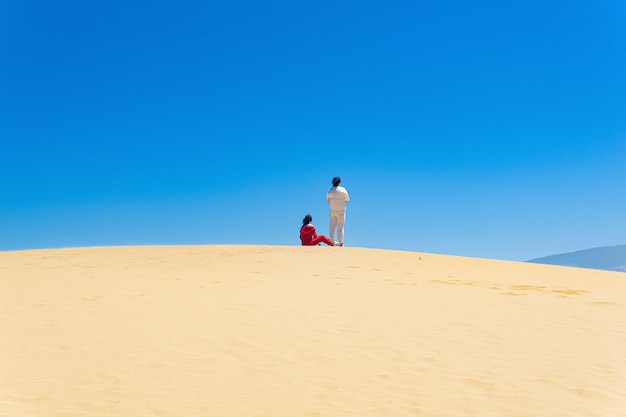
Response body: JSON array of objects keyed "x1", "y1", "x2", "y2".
[{"x1": 344, "y1": 189, "x2": 350, "y2": 202}]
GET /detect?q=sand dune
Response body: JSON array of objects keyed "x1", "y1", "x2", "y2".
[{"x1": 1, "y1": 245, "x2": 624, "y2": 416}]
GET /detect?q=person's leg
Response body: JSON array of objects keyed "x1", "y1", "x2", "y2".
[
  {"x1": 337, "y1": 211, "x2": 346, "y2": 245},
  {"x1": 311, "y1": 235, "x2": 333, "y2": 246},
  {"x1": 329, "y1": 212, "x2": 338, "y2": 244}
]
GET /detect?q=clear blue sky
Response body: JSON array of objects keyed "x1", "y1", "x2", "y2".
[{"x1": 1, "y1": 0, "x2": 625, "y2": 261}]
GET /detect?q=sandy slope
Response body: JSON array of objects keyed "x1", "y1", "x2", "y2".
[{"x1": 1, "y1": 245, "x2": 624, "y2": 417}]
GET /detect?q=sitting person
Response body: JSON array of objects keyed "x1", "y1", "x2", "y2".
[{"x1": 300, "y1": 214, "x2": 334, "y2": 246}]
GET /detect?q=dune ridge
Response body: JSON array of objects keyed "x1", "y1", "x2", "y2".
[{"x1": 1, "y1": 245, "x2": 625, "y2": 416}]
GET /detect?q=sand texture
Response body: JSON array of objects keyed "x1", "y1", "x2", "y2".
[{"x1": 1, "y1": 245, "x2": 625, "y2": 416}]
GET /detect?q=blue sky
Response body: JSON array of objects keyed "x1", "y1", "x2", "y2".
[{"x1": 1, "y1": 0, "x2": 625, "y2": 261}]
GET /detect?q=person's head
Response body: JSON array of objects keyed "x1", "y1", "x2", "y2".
[
  {"x1": 302, "y1": 214, "x2": 313, "y2": 225},
  {"x1": 332, "y1": 176, "x2": 341, "y2": 187}
]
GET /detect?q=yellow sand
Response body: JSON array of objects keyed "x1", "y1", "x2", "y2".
[{"x1": 1, "y1": 245, "x2": 625, "y2": 417}]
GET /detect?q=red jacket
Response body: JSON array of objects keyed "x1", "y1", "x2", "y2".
[{"x1": 300, "y1": 224, "x2": 317, "y2": 245}]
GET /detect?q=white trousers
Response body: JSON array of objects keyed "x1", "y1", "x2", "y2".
[{"x1": 329, "y1": 210, "x2": 346, "y2": 245}]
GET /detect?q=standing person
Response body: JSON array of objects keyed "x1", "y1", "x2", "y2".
[
  {"x1": 326, "y1": 176, "x2": 350, "y2": 246},
  {"x1": 300, "y1": 214, "x2": 334, "y2": 246}
]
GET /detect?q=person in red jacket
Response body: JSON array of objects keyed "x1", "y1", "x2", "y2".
[{"x1": 300, "y1": 214, "x2": 334, "y2": 246}]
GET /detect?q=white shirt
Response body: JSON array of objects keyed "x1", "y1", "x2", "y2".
[{"x1": 327, "y1": 186, "x2": 350, "y2": 212}]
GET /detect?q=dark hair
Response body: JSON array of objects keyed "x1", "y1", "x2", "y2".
[
  {"x1": 332, "y1": 176, "x2": 341, "y2": 187},
  {"x1": 302, "y1": 214, "x2": 313, "y2": 225}
]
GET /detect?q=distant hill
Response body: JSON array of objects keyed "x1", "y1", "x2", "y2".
[{"x1": 527, "y1": 244, "x2": 626, "y2": 272}]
